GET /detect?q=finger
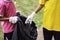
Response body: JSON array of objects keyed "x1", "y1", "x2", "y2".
[
  {"x1": 25, "y1": 20, "x2": 28, "y2": 24},
  {"x1": 25, "y1": 19, "x2": 30, "y2": 24},
  {"x1": 30, "y1": 20, "x2": 32, "y2": 24}
]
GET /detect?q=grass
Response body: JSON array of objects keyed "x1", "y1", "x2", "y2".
[
  {"x1": 0, "y1": 0, "x2": 43, "y2": 40},
  {"x1": 0, "y1": 24, "x2": 3, "y2": 40},
  {"x1": 15, "y1": 0, "x2": 43, "y2": 27}
]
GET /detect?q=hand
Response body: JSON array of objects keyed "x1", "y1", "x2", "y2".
[
  {"x1": 9, "y1": 16, "x2": 18, "y2": 23},
  {"x1": 25, "y1": 12, "x2": 36, "y2": 24}
]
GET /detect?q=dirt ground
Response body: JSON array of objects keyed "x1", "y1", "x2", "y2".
[{"x1": 37, "y1": 27, "x2": 54, "y2": 40}]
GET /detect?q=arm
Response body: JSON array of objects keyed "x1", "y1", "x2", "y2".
[
  {"x1": 0, "y1": 16, "x2": 18, "y2": 23},
  {"x1": 0, "y1": 17, "x2": 9, "y2": 21},
  {"x1": 34, "y1": 4, "x2": 44, "y2": 13},
  {"x1": 25, "y1": 4, "x2": 44, "y2": 24}
]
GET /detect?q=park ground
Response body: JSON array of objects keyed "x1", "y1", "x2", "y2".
[{"x1": 37, "y1": 27, "x2": 54, "y2": 40}]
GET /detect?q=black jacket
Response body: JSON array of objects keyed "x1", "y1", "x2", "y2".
[{"x1": 12, "y1": 13, "x2": 38, "y2": 40}]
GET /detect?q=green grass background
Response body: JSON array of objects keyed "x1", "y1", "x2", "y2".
[
  {"x1": 0, "y1": 0, "x2": 43, "y2": 40},
  {"x1": 15, "y1": 0, "x2": 43, "y2": 27}
]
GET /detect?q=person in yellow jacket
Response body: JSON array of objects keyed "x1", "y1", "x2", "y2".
[{"x1": 25, "y1": 0, "x2": 60, "y2": 40}]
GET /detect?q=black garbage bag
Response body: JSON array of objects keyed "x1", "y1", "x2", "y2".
[{"x1": 12, "y1": 12, "x2": 38, "y2": 40}]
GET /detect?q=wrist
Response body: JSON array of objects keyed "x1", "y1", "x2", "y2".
[{"x1": 32, "y1": 12, "x2": 36, "y2": 15}]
